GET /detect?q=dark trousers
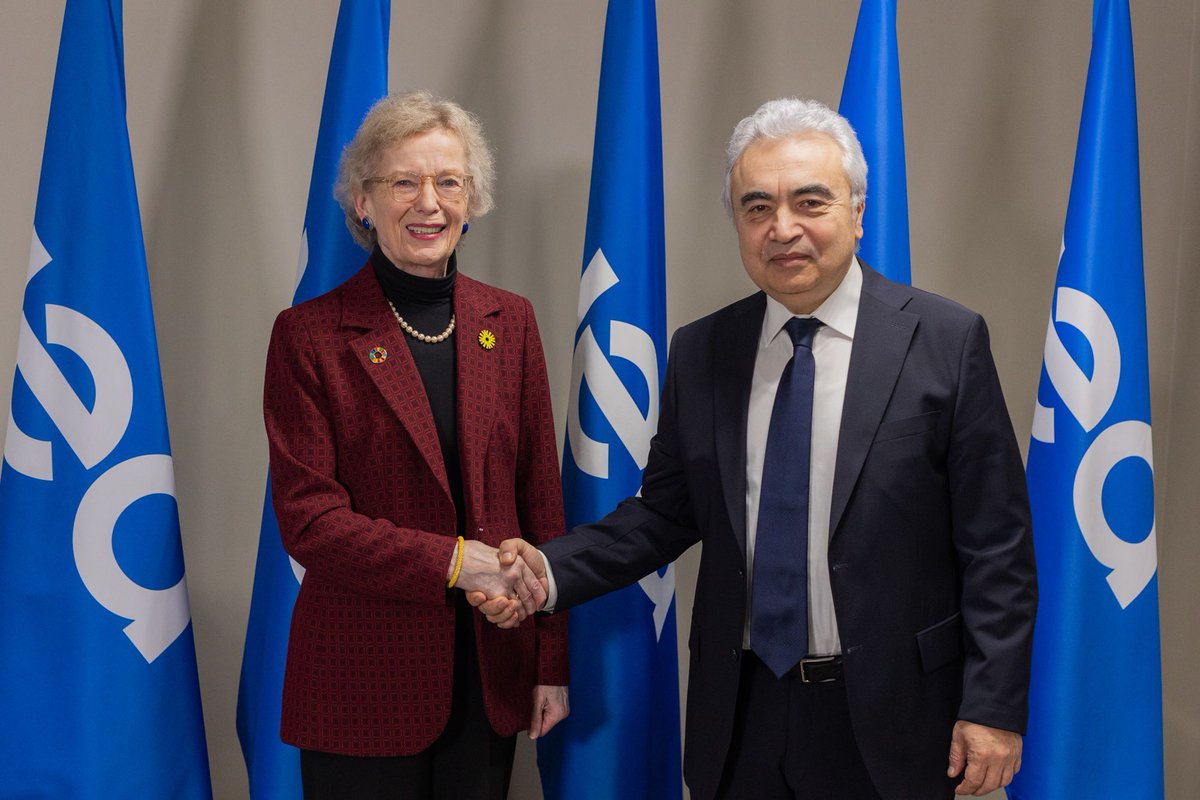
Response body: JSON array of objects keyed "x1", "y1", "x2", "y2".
[
  {"x1": 715, "y1": 651, "x2": 882, "y2": 800},
  {"x1": 300, "y1": 598, "x2": 516, "y2": 800}
]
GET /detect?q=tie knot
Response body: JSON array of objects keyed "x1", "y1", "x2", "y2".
[{"x1": 783, "y1": 316, "x2": 822, "y2": 349}]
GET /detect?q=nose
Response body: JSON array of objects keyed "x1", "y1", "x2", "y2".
[
  {"x1": 413, "y1": 176, "x2": 441, "y2": 212},
  {"x1": 768, "y1": 207, "x2": 802, "y2": 242}
]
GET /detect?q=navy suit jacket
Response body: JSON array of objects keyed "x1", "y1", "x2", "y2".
[{"x1": 541, "y1": 264, "x2": 1036, "y2": 800}]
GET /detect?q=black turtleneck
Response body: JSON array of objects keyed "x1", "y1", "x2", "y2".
[{"x1": 371, "y1": 246, "x2": 464, "y2": 534}]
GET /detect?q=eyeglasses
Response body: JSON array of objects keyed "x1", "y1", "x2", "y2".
[{"x1": 363, "y1": 172, "x2": 472, "y2": 203}]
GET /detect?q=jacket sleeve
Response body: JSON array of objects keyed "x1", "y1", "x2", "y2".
[
  {"x1": 514, "y1": 298, "x2": 571, "y2": 686},
  {"x1": 541, "y1": 328, "x2": 704, "y2": 611},
  {"x1": 263, "y1": 308, "x2": 456, "y2": 605},
  {"x1": 948, "y1": 314, "x2": 1038, "y2": 733}
]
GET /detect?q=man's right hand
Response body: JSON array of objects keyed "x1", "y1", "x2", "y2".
[
  {"x1": 454, "y1": 539, "x2": 546, "y2": 621},
  {"x1": 465, "y1": 539, "x2": 548, "y2": 629}
]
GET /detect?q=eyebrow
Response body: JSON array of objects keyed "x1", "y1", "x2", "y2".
[
  {"x1": 738, "y1": 183, "x2": 836, "y2": 208},
  {"x1": 790, "y1": 183, "x2": 835, "y2": 200},
  {"x1": 738, "y1": 190, "x2": 773, "y2": 208}
]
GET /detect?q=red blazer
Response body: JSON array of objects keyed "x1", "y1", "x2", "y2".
[{"x1": 264, "y1": 264, "x2": 568, "y2": 756}]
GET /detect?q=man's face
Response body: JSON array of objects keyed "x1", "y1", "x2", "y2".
[{"x1": 730, "y1": 132, "x2": 864, "y2": 314}]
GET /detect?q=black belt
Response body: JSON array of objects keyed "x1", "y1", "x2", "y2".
[{"x1": 791, "y1": 655, "x2": 843, "y2": 683}]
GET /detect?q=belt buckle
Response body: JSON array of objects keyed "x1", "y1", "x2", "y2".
[{"x1": 797, "y1": 655, "x2": 840, "y2": 683}]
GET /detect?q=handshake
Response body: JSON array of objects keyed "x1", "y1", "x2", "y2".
[{"x1": 452, "y1": 539, "x2": 550, "y2": 628}]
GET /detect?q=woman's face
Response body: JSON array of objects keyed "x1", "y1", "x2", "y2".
[{"x1": 354, "y1": 128, "x2": 469, "y2": 277}]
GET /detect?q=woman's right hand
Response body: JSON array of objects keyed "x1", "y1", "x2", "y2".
[
  {"x1": 463, "y1": 539, "x2": 548, "y2": 628},
  {"x1": 452, "y1": 539, "x2": 546, "y2": 621}
]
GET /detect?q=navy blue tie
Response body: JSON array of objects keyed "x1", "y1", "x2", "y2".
[{"x1": 751, "y1": 316, "x2": 822, "y2": 678}]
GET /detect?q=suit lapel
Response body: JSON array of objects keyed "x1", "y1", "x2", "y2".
[
  {"x1": 453, "y1": 275, "x2": 500, "y2": 521},
  {"x1": 342, "y1": 265, "x2": 453, "y2": 503},
  {"x1": 715, "y1": 293, "x2": 766, "y2": 562},
  {"x1": 830, "y1": 266, "x2": 918, "y2": 537}
]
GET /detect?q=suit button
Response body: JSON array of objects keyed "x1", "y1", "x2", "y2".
[
  {"x1": 737, "y1": 568, "x2": 745, "y2": 578},
  {"x1": 730, "y1": 649, "x2": 740, "y2": 661}
]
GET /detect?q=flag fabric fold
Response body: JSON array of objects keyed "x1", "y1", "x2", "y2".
[
  {"x1": 236, "y1": 2, "x2": 389, "y2": 796},
  {"x1": 537, "y1": 1, "x2": 682, "y2": 798},
  {"x1": 838, "y1": 0, "x2": 911, "y2": 284},
  {"x1": 1009, "y1": 1, "x2": 1164, "y2": 796},
  {"x1": 0, "y1": 1, "x2": 212, "y2": 796}
]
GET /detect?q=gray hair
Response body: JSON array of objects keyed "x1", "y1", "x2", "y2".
[
  {"x1": 334, "y1": 90, "x2": 497, "y2": 250},
  {"x1": 722, "y1": 97, "x2": 867, "y2": 217}
]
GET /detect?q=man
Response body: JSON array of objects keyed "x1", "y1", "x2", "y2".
[{"x1": 475, "y1": 98, "x2": 1036, "y2": 799}]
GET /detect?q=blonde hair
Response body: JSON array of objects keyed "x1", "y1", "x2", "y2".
[{"x1": 334, "y1": 90, "x2": 496, "y2": 249}]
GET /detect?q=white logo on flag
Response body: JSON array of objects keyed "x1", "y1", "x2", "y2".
[
  {"x1": 3, "y1": 229, "x2": 193, "y2": 662},
  {"x1": 1032, "y1": 256, "x2": 1156, "y2": 609},
  {"x1": 568, "y1": 249, "x2": 659, "y2": 478},
  {"x1": 568, "y1": 248, "x2": 673, "y2": 639}
]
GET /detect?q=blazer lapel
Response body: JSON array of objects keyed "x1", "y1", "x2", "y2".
[
  {"x1": 715, "y1": 293, "x2": 766, "y2": 562},
  {"x1": 453, "y1": 275, "x2": 500, "y2": 521},
  {"x1": 830, "y1": 266, "x2": 918, "y2": 537},
  {"x1": 342, "y1": 266, "x2": 453, "y2": 503}
]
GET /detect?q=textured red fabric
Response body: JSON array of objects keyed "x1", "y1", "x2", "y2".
[{"x1": 264, "y1": 264, "x2": 568, "y2": 755}]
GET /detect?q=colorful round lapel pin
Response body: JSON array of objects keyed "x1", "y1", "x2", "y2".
[
  {"x1": 478, "y1": 329, "x2": 497, "y2": 351},
  {"x1": 368, "y1": 346, "x2": 388, "y2": 363}
]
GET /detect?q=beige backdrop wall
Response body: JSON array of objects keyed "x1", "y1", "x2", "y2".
[{"x1": 2, "y1": 2, "x2": 1197, "y2": 798}]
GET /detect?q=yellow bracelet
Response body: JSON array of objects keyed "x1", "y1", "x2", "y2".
[{"x1": 447, "y1": 535, "x2": 465, "y2": 588}]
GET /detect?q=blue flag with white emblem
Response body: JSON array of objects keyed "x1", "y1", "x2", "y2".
[
  {"x1": 0, "y1": 1, "x2": 212, "y2": 796},
  {"x1": 235, "y1": 2, "x2": 388, "y2": 796},
  {"x1": 1009, "y1": 1, "x2": 1164, "y2": 797},
  {"x1": 838, "y1": 0, "x2": 911, "y2": 284},
  {"x1": 537, "y1": 1, "x2": 681, "y2": 798}
]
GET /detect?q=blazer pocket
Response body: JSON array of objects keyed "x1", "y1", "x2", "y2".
[
  {"x1": 916, "y1": 611, "x2": 963, "y2": 673},
  {"x1": 874, "y1": 410, "x2": 941, "y2": 443}
]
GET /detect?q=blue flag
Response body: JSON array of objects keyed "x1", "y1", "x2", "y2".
[
  {"x1": 538, "y1": 1, "x2": 682, "y2": 798},
  {"x1": 1009, "y1": 1, "x2": 1163, "y2": 797},
  {"x1": 0, "y1": 1, "x2": 212, "y2": 796},
  {"x1": 838, "y1": 0, "x2": 911, "y2": 284},
  {"x1": 235, "y1": 2, "x2": 388, "y2": 795}
]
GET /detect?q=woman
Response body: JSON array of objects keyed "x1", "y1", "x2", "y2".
[{"x1": 264, "y1": 90, "x2": 568, "y2": 799}]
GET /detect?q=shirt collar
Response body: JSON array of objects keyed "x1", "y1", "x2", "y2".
[{"x1": 761, "y1": 257, "x2": 862, "y2": 347}]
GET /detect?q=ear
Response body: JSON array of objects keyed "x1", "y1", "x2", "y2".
[
  {"x1": 353, "y1": 190, "x2": 373, "y2": 222},
  {"x1": 854, "y1": 200, "x2": 866, "y2": 240}
]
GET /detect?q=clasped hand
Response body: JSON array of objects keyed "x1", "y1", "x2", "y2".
[
  {"x1": 453, "y1": 539, "x2": 547, "y2": 625},
  {"x1": 460, "y1": 539, "x2": 547, "y2": 628},
  {"x1": 452, "y1": 540, "x2": 568, "y2": 738}
]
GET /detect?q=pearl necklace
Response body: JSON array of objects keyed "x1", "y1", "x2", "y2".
[{"x1": 387, "y1": 299, "x2": 455, "y2": 344}]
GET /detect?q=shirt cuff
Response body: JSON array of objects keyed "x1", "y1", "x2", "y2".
[{"x1": 542, "y1": 548, "x2": 559, "y2": 612}]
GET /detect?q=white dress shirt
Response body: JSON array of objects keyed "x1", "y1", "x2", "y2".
[{"x1": 743, "y1": 259, "x2": 861, "y2": 655}]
